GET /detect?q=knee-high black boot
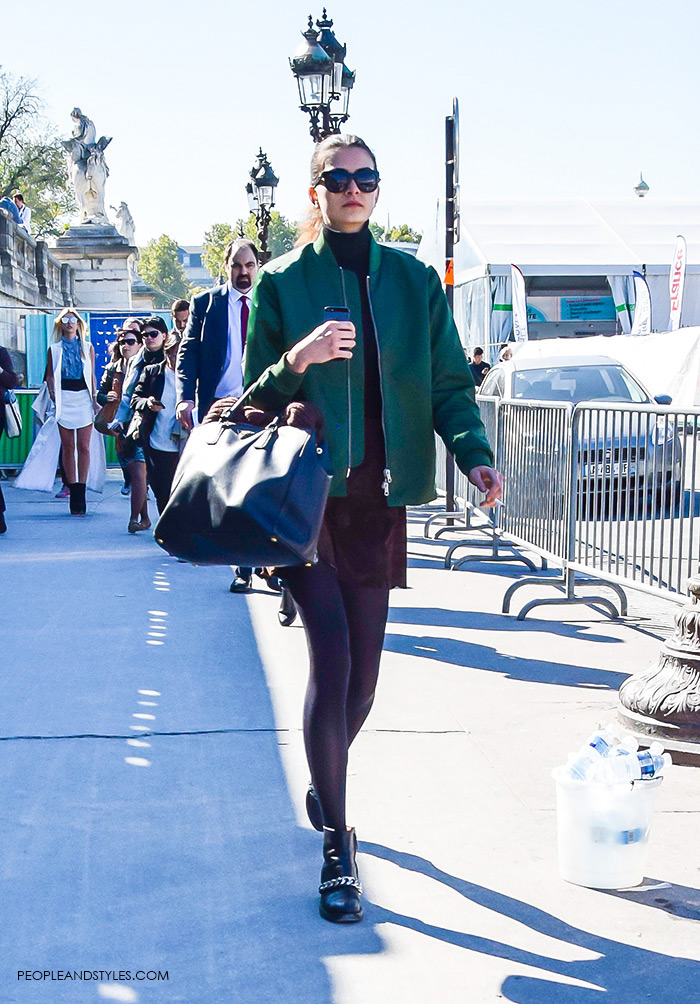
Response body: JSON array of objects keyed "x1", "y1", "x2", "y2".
[
  {"x1": 319, "y1": 826, "x2": 363, "y2": 923},
  {"x1": 69, "y1": 482, "x2": 86, "y2": 516}
]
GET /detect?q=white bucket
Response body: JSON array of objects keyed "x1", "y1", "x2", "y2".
[{"x1": 552, "y1": 766, "x2": 663, "y2": 889}]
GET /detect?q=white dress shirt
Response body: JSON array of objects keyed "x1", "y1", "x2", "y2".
[
  {"x1": 17, "y1": 204, "x2": 31, "y2": 233},
  {"x1": 150, "y1": 367, "x2": 179, "y2": 452},
  {"x1": 214, "y1": 285, "x2": 248, "y2": 399}
]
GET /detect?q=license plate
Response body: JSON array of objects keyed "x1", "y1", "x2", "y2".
[{"x1": 584, "y1": 461, "x2": 632, "y2": 478}]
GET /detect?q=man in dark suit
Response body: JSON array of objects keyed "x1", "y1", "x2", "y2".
[
  {"x1": 176, "y1": 238, "x2": 258, "y2": 428},
  {"x1": 176, "y1": 237, "x2": 260, "y2": 592}
]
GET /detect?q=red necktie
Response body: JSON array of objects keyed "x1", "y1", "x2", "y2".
[{"x1": 240, "y1": 296, "x2": 249, "y2": 349}]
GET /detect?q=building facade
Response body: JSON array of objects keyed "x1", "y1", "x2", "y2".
[{"x1": 0, "y1": 208, "x2": 75, "y2": 384}]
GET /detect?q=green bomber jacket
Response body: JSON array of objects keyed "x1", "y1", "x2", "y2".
[{"x1": 243, "y1": 229, "x2": 493, "y2": 505}]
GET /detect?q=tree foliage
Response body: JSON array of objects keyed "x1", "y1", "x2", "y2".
[
  {"x1": 202, "y1": 222, "x2": 236, "y2": 284},
  {"x1": 238, "y1": 211, "x2": 298, "y2": 261},
  {"x1": 203, "y1": 212, "x2": 298, "y2": 282},
  {"x1": 387, "y1": 223, "x2": 422, "y2": 243},
  {"x1": 0, "y1": 67, "x2": 75, "y2": 237},
  {"x1": 370, "y1": 222, "x2": 422, "y2": 244},
  {"x1": 137, "y1": 235, "x2": 191, "y2": 308}
]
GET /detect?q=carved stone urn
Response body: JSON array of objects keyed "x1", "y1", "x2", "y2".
[{"x1": 618, "y1": 578, "x2": 700, "y2": 748}]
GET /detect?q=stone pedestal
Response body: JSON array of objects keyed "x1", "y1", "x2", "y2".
[{"x1": 52, "y1": 224, "x2": 137, "y2": 310}]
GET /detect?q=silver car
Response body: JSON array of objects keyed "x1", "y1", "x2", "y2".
[{"x1": 477, "y1": 354, "x2": 682, "y2": 506}]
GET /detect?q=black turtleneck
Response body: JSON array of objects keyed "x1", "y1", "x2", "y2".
[
  {"x1": 324, "y1": 224, "x2": 385, "y2": 497},
  {"x1": 143, "y1": 345, "x2": 165, "y2": 366},
  {"x1": 324, "y1": 223, "x2": 371, "y2": 276}
]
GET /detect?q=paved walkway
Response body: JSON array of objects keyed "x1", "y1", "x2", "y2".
[{"x1": 1, "y1": 472, "x2": 699, "y2": 1004}]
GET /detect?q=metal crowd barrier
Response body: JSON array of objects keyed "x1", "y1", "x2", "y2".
[
  {"x1": 0, "y1": 388, "x2": 120, "y2": 470},
  {"x1": 0, "y1": 390, "x2": 37, "y2": 469},
  {"x1": 502, "y1": 401, "x2": 700, "y2": 618},
  {"x1": 426, "y1": 397, "x2": 700, "y2": 620},
  {"x1": 428, "y1": 398, "x2": 544, "y2": 572},
  {"x1": 569, "y1": 404, "x2": 700, "y2": 600}
]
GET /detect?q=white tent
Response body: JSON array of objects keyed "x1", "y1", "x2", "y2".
[{"x1": 418, "y1": 197, "x2": 700, "y2": 362}]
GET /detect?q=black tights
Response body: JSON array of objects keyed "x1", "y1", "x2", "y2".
[{"x1": 282, "y1": 559, "x2": 389, "y2": 831}]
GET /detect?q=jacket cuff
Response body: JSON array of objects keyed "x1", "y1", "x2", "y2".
[
  {"x1": 458, "y1": 449, "x2": 494, "y2": 474},
  {"x1": 267, "y1": 353, "x2": 305, "y2": 396}
]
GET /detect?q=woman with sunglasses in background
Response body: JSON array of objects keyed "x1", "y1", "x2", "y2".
[
  {"x1": 98, "y1": 328, "x2": 133, "y2": 497},
  {"x1": 116, "y1": 317, "x2": 168, "y2": 527},
  {"x1": 99, "y1": 325, "x2": 152, "y2": 533},
  {"x1": 130, "y1": 328, "x2": 181, "y2": 515},
  {"x1": 45, "y1": 308, "x2": 97, "y2": 515},
  {"x1": 241, "y1": 135, "x2": 502, "y2": 923}
]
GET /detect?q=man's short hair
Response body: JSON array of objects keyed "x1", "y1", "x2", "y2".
[
  {"x1": 171, "y1": 298, "x2": 189, "y2": 315},
  {"x1": 473, "y1": 346, "x2": 483, "y2": 356},
  {"x1": 13, "y1": 193, "x2": 24, "y2": 203},
  {"x1": 224, "y1": 238, "x2": 259, "y2": 265}
]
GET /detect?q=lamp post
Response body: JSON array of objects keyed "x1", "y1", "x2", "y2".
[
  {"x1": 618, "y1": 577, "x2": 700, "y2": 754},
  {"x1": 444, "y1": 98, "x2": 460, "y2": 517},
  {"x1": 246, "y1": 148, "x2": 279, "y2": 263},
  {"x1": 290, "y1": 10, "x2": 355, "y2": 142}
]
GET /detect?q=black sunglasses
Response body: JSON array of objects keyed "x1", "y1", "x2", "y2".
[
  {"x1": 120, "y1": 337, "x2": 138, "y2": 346},
  {"x1": 314, "y1": 168, "x2": 380, "y2": 194},
  {"x1": 143, "y1": 330, "x2": 162, "y2": 338}
]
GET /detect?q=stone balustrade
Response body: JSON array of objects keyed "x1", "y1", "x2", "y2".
[{"x1": 0, "y1": 208, "x2": 73, "y2": 308}]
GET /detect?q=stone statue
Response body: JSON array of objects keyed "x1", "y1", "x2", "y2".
[
  {"x1": 112, "y1": 201, "x2": 136, "y2": 244},
  {"x1": 62, "y1": 108, "x2": 112, "y2": 225}
]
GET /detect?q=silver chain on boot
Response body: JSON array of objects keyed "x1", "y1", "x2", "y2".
[{"x1": 318, "y1": 876, "x2": 363, "y2": 893}]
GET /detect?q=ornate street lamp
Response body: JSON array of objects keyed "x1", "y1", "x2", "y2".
[
  {"x1": 290, "y1": 11, "x2": 355, "y2": 142},
  {"x1": 618, "y1": 579, "x2": 700, "y2": 752},
  {"x1": 246, "y1": 148, "x2": 279, "y2": 263},
  {"x1": 634, "y1": 172, "x2": 650, "y2": 198}
]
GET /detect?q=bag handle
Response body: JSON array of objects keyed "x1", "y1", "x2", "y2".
[{"x1": 217, "y1": 378, "x2": 262, "y2": 425}]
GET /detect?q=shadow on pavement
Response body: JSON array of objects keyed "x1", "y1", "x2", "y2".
[
  {"x1": 383, "y1": 631, "x2": 626, "y2": 690},
  {"x1": 361, "y1": 843, "x2": 700, "y2": 1004},
  {"x1": 388, "y1": 607, "x2": 619, "y2": 645},
  {"x1": 0, "y1": 493, "x2": 384, "y2": 1002},
  {"x1": 601, "y1": 877, "x2": 700, "y2": 922}
]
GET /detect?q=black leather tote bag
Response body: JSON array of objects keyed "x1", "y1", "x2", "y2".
[{"x1": 154, "y1": 400, "x2": 332, "y2": 567}]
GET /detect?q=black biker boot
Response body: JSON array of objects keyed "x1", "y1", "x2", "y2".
[
  {"x1": 69, "y1": 482, "x2": 86, "y2": 516},
  {"x1": 319, "y1": 826, "x2": 363, "y2": 923}
]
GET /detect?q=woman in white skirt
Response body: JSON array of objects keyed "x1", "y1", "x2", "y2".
[{"x1": 45, "y1": 308, "x2": 97, "y2": 515}]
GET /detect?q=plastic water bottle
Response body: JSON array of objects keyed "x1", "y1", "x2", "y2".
[
  {"x1": 566, "y1": 725, "x2": 636, "y2": 780},
  {"x1": 594, "y1": 749, "x2": 671, "y2": 784}
]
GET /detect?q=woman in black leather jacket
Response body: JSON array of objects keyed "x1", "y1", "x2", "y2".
[{"x1": 130, "y1": 334, "x2": 182, "y2": 514}]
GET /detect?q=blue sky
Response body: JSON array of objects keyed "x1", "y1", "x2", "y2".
[{"x1": 9, "y1": 0, "x2": 700, "y2": 245}]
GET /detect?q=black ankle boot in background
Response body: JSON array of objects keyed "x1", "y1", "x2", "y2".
[
  {"x1": 319, "y1": 826, "x2": 363, "y2": 923},
  {"x1": 306, "y1": 784, "x2": 323, "y2": 831},
  {"x1": 278, "y1": 586, "x2": 297, "y2": 627},
  {"x1": 69, "y1": 482, "x2": 86, "y2": 516}
]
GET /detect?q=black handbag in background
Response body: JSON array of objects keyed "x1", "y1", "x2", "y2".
[
  {"x1": 125, "y1": 406, "x2": 156, "y2": 445},
  {"x1": 154, "y1": 395, "x2": 332, "y2": 567}
]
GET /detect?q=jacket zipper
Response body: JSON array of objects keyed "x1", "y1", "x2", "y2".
[
  {"x1": 365, "y1": 276, "x2": 392, "y2": 497},
  {"x1": 339, "y1": 267, "x2": 352, "y2": 477}
]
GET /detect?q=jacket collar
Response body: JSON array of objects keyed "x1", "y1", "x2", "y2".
[{"x1": 312, "y1": 228, "x2": 382, "y2": 277}]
